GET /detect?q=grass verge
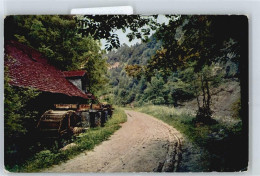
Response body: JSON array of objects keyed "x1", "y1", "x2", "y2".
[
  {"x1": 7, "y1": 107, "x2": 127, "y2": 172},
  {"x1": 135, "y1": 105, "x2": 247, "y2": 172}
]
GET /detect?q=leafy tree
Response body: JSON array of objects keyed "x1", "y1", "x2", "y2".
[
  {"x1": 4, "y1": 15, "x2": 108, "y2": 95},
  {"x1": 147, "y1": 15, "x2": 247, "y2": 123},
  {"x1": 209, "y1": 15, "x2": 248, "y2": 133},
  {"x1": 76, "y1": 15, "x2": 159, "y2": 50},
  {"x1": 125, "y1": 64, "x2": 144, "y2": 79},
  {"x1": 163, "y1": 69, "x2": 196, "y2": 106},
  {"x1": 5, "y1": 15, "x2": 78, "y2": 70},
  {"x1": 77, "y1": 37, "x2": 108, "y2": 94},
  {"x1": 143, "y1": 75, "x2": 166, "y2": 105}
]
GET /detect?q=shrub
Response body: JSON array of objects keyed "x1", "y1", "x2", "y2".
[{"x1": 231, "y1": 98, "x2": 241, "y2": 119}]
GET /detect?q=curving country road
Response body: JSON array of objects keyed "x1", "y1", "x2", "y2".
[{"x1": 45, "y1": 110, "x2": 183, "y2": 172}]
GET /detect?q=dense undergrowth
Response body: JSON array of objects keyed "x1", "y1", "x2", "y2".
[
  {"x1": 136, "y1": 105, "x2": 248, "y2": 172},
  {"x1": 6, "y1": 107, "x2": 127, "y2": 172}
]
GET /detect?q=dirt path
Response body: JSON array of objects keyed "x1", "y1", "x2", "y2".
[{"x1": 45, "y1": 110, "x2": 183, "y2": 173}]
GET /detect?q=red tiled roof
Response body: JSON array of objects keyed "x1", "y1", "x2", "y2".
[
  {"x1": 63, "y1": 70, "x2": 86, "y2": 78},
  {"x1": 4, "y1": 41, "x2": 90, "y2": 100}
]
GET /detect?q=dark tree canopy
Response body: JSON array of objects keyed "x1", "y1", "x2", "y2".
[
  {"x1": 76, "y1": 15, "x2": 159, "y2": 50},
  {"x1": 145, "y1": 15, "x2": 248, "y2": 124},
  {"x1": 149, "y1": 15, "x2": 248, "y2": 74}
]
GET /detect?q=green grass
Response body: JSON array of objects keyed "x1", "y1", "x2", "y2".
[
  {"x1": 8, "y1": 107, "x2": 127, "y2": 172},
  {"x1": 136, "y1": 105, "x2": 207, "y2": 145},
  {"x1": 135, "y1": 105, "x2": 247, "y2": 171}
]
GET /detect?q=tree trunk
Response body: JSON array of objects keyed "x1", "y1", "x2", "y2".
[
  {"x1": 196, "y1": 96, "x2": 200, "y2": 109},
  {"x1": 201, "y1": 75, "x2": 206, "y2": 109},
  {"x1": 205, "y1": 79, "x2": 211, "y2": 112}
]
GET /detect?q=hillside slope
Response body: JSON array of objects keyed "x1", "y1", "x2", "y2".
[
  {"x1": 180, "y1": 79, "x2": 240, "y2": 118},
  {"x1": 104, "y1": 36, "x2": 241, "y2": 120}
]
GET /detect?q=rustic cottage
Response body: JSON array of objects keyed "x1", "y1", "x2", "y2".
[{"x1": 4, "y1": 41, "x2": 94, "y2": 113}]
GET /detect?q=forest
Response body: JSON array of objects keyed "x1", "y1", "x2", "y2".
[
  {"x1": 103, "y1": 16, "x2": 247, "y2": 131},
  {"x1": 4, "y1": 15, "x2": 248, "y2": 172}
]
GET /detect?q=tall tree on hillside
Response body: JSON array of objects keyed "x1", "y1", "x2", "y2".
[
  {"x1": 148, "y1": 16, "x2": 216, "y2": 122},
  {"x1": 147, "y1": 15, "x2": 248, "y2": 124}
]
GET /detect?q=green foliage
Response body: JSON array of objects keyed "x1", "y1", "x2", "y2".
[
  {"x1": 104, "y1": 27, "x2": 236, "y2": 109},
  {"x1": 231, "y1": 98, "x2": 241, "y2": 119},
  {"x1": 106, "y1": 36, "x2": 161, "y2": 65},
  {"x1": 80, "y1": 41, "x2": 108, "y2": 94},
  {"x1": 104, "y1": 36, "x2": 166, "y2": 106},
  {"x1": 125, "y1": 64, "x2": 144, "y2": 79},
  {"x1": 165, "y1": 69, "x2": 197, "y2": 105},
  {"x1": 144, "y1": 15, "x2": 244, "y2": 122},
  {"x1": 136, "y1": 105, "x2": 209, "y2": 145},
  {"x1": 4, "y1": 66, "x2": 40, "y2": 138},
  {"x1": 76, "y1": 15, "x2": 159, "y2": 50},
  {"x1": 7, "y1": 107, "x2": 127, "y2": 172},
  {"x1": 5, "y1": 15, "x2": 108, "y2": 95},
  {"x1": 143, "y1": 75, "x2": 166, "y2": 105},
  {"x1": 4, "y1": 65, "x2": 41, "y2": 167},
  {"x1": 6, "y1": 15, "x2": 76, "y2": 70}
]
